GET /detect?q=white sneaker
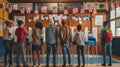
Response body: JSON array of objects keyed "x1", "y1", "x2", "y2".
[
  {"x1": 38, "y1": 65, "x2": 41, "y2": 67},
  {"x1": 33, "y1": 65, "x2": 36, "y2": 67}
]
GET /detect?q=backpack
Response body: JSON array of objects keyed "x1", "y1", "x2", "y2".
[
  {"x1": 105, "y1": 29, "x2": 113, "y2": 42},
  {"x1": 75, "y1": 33, "x2": 81, "y2": 45}
]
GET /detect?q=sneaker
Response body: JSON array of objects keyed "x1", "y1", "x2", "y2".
[
  {"x1": 81, "y1": 65, "x2": 85, "y2": 67},
  {"x1": 108, "y1": 63, "x2": 112, "y2": 66},
  {"x1": 9, "y1": 65, "x2": 13, "y2": 67},
  {"x1": 76, "y1": 64, "x2": 80, "y2": 67},
  {"x1": 38, "y1": 65, "x2": 41, "y2": 67},
  {"x1": 69, "y1": 64, "x2": 72, "y2": 67},
  {"x1": 101, "y1": 63, "x2": 106, "y2": 66},
  {"x1": 62, "y1": 64, "x2": 66, "y2": 67},
  {"x1": 33, "y1": 65, "x2": 36, "y2": 67},
  {"x1": 16, "y1": 65, "x2": 20, "y2": 67},
  {"x1": 4, "y1": 65, "x2": 8, "y2": 67}
]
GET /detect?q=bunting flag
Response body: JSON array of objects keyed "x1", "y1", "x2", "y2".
[
  {"x1": 111, "y1": 2, "x2": 115, "y2": 10},
  {"x1": 88, "y1": 5, "x2": 93, "y2": 12},
  {"x1": 34, "y1": 5, "x2": 39, "y2": 14},
  {"x1": 20, "y1": 6, "x2": 25, "y2": 14},
  {"x1": 26, "y1": 6, "x2": 31, "y2": 14},
  {"x1": 41, "y1": 6, "x2": 47, "y2": 13},
  {"x1": 80, "y1": 5, "x2": 85, "y2": 14},
  {"x1": 72, "y1": 8, "x2": 78, "y2": 14},
  {"x1": 52, "y1": 6, "x2": 58, "y2": 13},
  {"x1": 105, "y1": 0, "x2": 109, "y2": 11},
  {"x1": 64, "y1": 9, "x2": 68, "y2": 14},
  {"x1": 93, "y1": 7, "x2": 97, "y2": 15},
  {"x1": 3, "y1": 2, "x2": 6, "y2": 10},
  {"x1": 116, "y1": 2, "x2": 120, "y2": 8},
  {"x1": 8, "y1": 5, "x2": 12, "y2": 13}
]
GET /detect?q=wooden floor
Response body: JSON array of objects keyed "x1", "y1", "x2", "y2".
[{"x1": 0, "y1": 64, "x2": 120, "y2": 67}]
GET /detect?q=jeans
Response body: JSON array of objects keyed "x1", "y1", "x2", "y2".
[
  {"x1": 61, "y1": 42, "x2": 71, "y2": 65},
  {"x1": 77, "y1": 45, "x2": 85, "y2": 65},
  {"x1": 4, "y1": 40, "x2": 12, "y2": 65},
  {"x1": 102, "y1": 42, "x2": 112, "y2": 64},
  {"x1": 46, "y1": 44, "x2": 57, "y2": 67},
  {"x1": 16, "y1": 43, "x2": 27, "y2": 66}
]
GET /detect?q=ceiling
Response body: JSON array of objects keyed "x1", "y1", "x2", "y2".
[{"x1": 8, "y1": 0, "x2": 105, "y2": 3}]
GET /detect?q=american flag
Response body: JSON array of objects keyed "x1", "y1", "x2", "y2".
[
  {"x1": 111, "y1": 2, "x2": 115, "y2": 10},
  {"x1": 72, "y1": 8, "x2": 78, "y2": 14},
  {"x1": 116, "y1": 2, "x2": 120, "y2": 8},
  {"x1": 64, "y1": 9, "x2": 68, "y2": 14},
  {"x1": 41, "y1": 6, "x2": 47, "y2": 13},
  {"x1": 8, "y1": 5, "x2": 12, "y2": 13},
  {"x1": 26, "y1": 6, "x2": 31, "y2": 14},
  {"x1": 52, "y1": 6, "x2": 58, "y2": 13},
  {"x1": 34, "y1": 6, "x2": 39, "y2": 14},
  {"x1": 3, "y1": 2, "x2": 6, "y2": 10},
  {"x1": 93, "y1": 7, "x2": 97, "y2": 15},
  {"x1": 20, "y1": 6, "x2": 25, "y2": 14},
  {"x1": 106, "y1": 0, "x2": 109, "y2": 11},
  {"x1": 88, "y1": 5, "x2": 93, "y2": 12},
  {"x1": 80, "y1": 6, "x2": 85, "y2": 14}
]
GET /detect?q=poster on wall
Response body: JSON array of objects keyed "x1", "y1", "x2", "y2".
[
  {"x1": 110, "y1": 21, "x2": 115, "y2": 36},
  {"x1": 92, "y1": 27, "x2": 98, "y2": 42},
  {"x1": 14, "y1": 16, "x2": 25, "y2": 26},
  {"x1": 95, "y1": 15, "x2": 103, "y2": 25}
]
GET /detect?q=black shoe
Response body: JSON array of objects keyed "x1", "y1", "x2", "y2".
[
  {"x1": 101, "y1": 63, "x2": 106, "y2": 66},
  {"x1": 23, "y1": 65, "x2": 28, "y2": 67},
  {"x1": 17, "y1": 65, "x2": 20, "y2": 67},
  {"x1": 76, "y1": 64, "x2": 80, "y2": 67},
  {"x1": 108, "y1": 63, "x2": 112, "y2": 66},
  {"x1": 46, "y1": 65, "x2": 49, "y2": 67},
  {"x1": 81, "y1": 65, "x2": 85, "y2": 67},
  {"x1": 69, "y1": 64, "x2": 72, "y2": 67},
  {"x1": 62, "y1": 64, "x2": 66, "y2": 67}
]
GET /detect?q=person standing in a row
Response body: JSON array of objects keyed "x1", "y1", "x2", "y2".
[
  {"x1": 15, "y1": 20, "x2": 28, "y2": 67},
  {"x1": 59, "y1": 19, "x2": 72, "y2": 67},
  {"x1": 45, "y1": 22, "x2": 58, "y2": 67},
  {"x1": 3, "y1": 21, "x2": 13, "y2": 67},
  {"x1": 32, "y1": 22, "x2": 43, "y2": 67}
]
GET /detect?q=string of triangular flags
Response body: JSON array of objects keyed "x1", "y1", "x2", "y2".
[{"x1": 2, "y1": 2, "x2": 120, "y2": 14}]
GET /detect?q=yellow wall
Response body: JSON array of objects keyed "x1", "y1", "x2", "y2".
[{"x1": 0, "y1": 0, "x2": 8, "y2": 36}]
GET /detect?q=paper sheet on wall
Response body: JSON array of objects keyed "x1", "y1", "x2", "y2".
[
  {"x1": 92, "y1": 27, "x2": 98, "y2": 42},
  {"x1": 85, "y1": 27, "x2": 88, "y2": 42},
  {"x1": 95, "y1": 15, "x2": 103, "y2": 25},
  {"x1": 0, "y1": 25, "x2": 3, "y2": 31}
]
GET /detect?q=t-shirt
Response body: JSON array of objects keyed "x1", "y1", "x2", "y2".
[
  {"x1": 15, "y1": 27, "x2": 28, "y2": 44},
  {"x1": 101, "y1": 27, "x2": 107, "y2": 45},
  {"x1": 75, "y1": 31, "x2": 85, "y2": 46},
  {"x1": 32, "y1": 28, "x2": 42, "y2": 45}
]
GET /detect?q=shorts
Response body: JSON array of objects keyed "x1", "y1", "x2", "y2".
[{"x1": 32, "y1": 44, "x2": 41, "y2": 51}]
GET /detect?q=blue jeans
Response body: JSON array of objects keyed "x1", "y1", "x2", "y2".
[
  {"x1": 46, "y1": 44, "x2": 57, "y2": 67},
  {"x1": 3, "y1": 40, "x2": 12, "y2": 65},
  {"x1": 77, "y1": 45, "x2": 85, "y2": 65},
  {"x1": 61, "y1": 42, "x2": 71, "y2": 65},
  {"x1": 16, "y1": 43, "x2": 27, "y2": 66},
  {"x1": 102, "y1": 42, "x2": 112, "y2": 64}
]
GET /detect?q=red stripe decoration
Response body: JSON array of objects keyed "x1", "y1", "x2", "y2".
[
  {"x1": 41, "y1": 6, "x2": 47, "y2": 13},
  {"x1": 106, "y1": 0, "x2": 109, "y2": 11},
  {"x1": 93, "y1": 7, "x2": 97, "y2": 15},
  {"x1": 80, "y1": 5, "x2": 85, "y2": 14},
  {"x1": 64, "y1": 9, "x2": 68, "y2": 14},
  {"x1": 111, "y1": 2, "x2": 115, "y2": 10},
  {"x1": 72, "y1": 8, "x2": 78, "y2": 14},
  {"x1": 88, "y1": 5, "x2": 93, "y2": 12}
]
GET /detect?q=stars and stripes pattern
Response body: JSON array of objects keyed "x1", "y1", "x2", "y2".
[
  {"x1": 8, "y1": 5, "x2": 12, "y2": 13},
  {"x1": 88, "y1": 5, "x2": 93, "y2": 12},
  {"x1": 93, "y1": 7, "x2": 97, "y2": 15},
  {"x1": 52, "y1": 6, "x2": 58, "y2": 13},
  {"x1": 20, "y1": 6, "x2": 25, "y2": 14},
  {"x1": 80, "y1": 5, "x2": 85, "y2": 14},
  {"x1": 41, "y1": 6, "x2": 47, "y2": 13},
  {"x1": 64, "y1": 9, "x2": 68, "y2": 14},
  {"x1": 72, "y1": 8, "x2": 78, "y2": 14}
]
